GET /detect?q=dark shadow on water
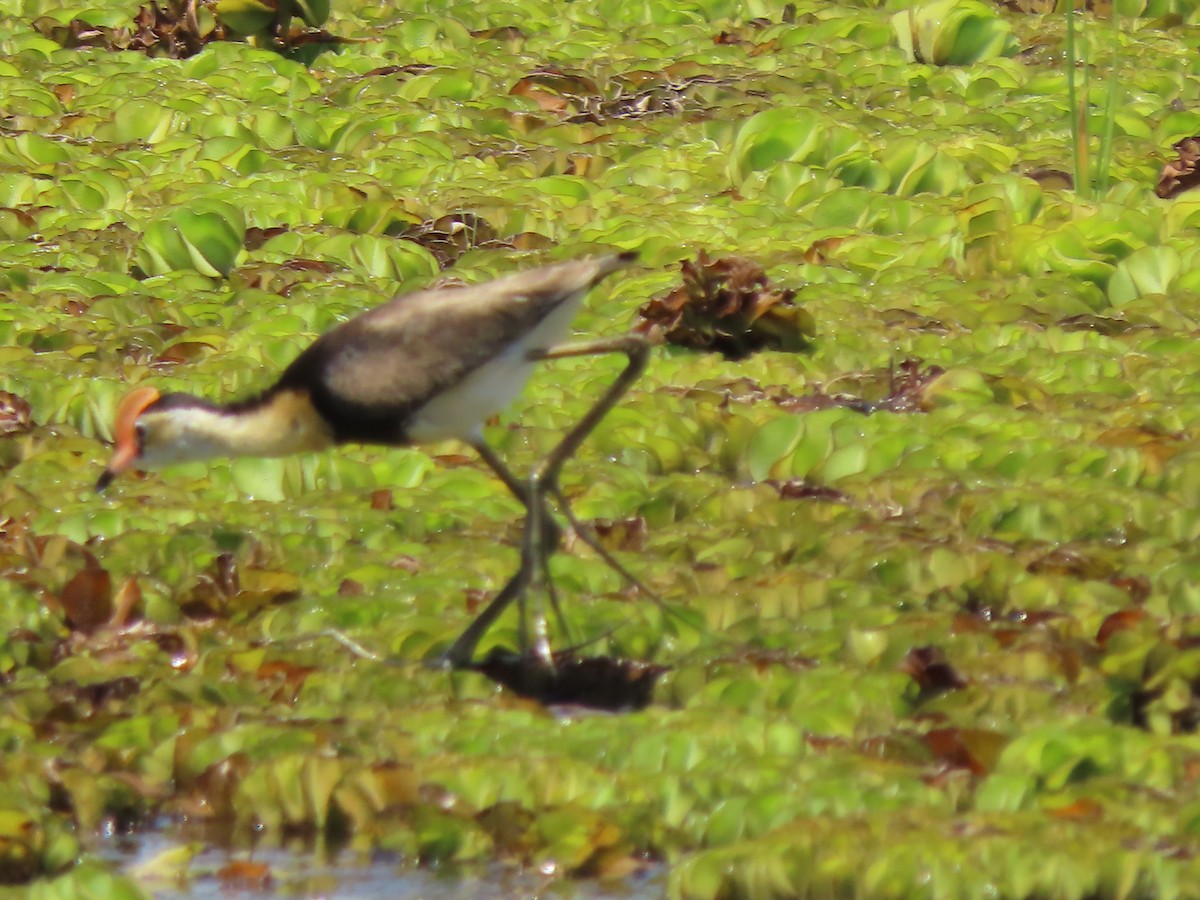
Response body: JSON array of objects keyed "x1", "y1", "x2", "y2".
[{"x1": 469, "y1": 649, "x2": 668, "y2": 711}]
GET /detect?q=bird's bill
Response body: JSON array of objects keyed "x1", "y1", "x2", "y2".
[{"x1": 96, "y1": 386, "x2": 160, "y2": 492}]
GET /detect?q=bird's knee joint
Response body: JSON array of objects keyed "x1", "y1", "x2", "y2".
[{"x1": 623, "y1": 334, "x2": 651, "y2": 366}]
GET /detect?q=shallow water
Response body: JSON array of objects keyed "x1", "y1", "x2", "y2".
[{"x1": 96, "y1": 829, "x2": 667, "y2": 899}]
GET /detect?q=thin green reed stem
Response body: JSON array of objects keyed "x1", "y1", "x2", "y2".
[
  {"x1": 1095, "y1": 5, "x2": 1121, "y2": 195},
  {"x1": 1065, "y1": 0, "x2": 1085, "y2": 198}
]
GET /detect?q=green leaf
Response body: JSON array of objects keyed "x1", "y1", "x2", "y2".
[
  {"x1": 214, "y1": 0, "x2": 276, "y2": 35},
  {"x1": 746, "y1": 416, "x2": 805, "y2": 482},
  {"x1": 1107, "y1": 245, "x2": 1182, "y2": 307}
]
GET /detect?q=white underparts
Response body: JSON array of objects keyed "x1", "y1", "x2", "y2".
[{"x1": 405, "y1": 293, "x2": 584, "y2": 443}]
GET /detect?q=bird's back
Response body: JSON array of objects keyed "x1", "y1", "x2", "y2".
[{"x1": 273, "y1": 253, "x2": 635, "y2": 446}]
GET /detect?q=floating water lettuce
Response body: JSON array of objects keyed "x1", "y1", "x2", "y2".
[
  {"x1": 3, "y1": 0, "x2": 1200, "y2": 894},
  {"x1": 892, "y1": 0, "x2": 1017, "y2": 66},
  {"x1": 136, "y1": 199, "x2": 247, "y2": 277}
]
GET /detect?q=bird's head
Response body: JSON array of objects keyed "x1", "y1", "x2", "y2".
[{"x1": 96, "y1": 387, "x2": 211, "y2": 491}]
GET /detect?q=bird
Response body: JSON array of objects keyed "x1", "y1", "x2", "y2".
[{"x1": 97, "y1": 252, "x2": 650, "y2": 668}]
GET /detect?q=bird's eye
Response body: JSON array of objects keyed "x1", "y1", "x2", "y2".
[{"x1": 133, "y1": 421, "x2": 147, "y2": 451}]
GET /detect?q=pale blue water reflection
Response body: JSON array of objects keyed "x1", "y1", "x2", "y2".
[{"x1": 97, "y1": 829, "x2": 667, "y2": 899}]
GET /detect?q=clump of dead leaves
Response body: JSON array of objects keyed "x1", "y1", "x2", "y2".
[
  {"x1": 34, "y1": 0, "x2": 350, "y2": 59},
  {"x1": 0, "y1": 392, "x2": 33, "y2": 436},
  {"x1": 635, "y1": 252, "x2": 815, "y2": 360},
  {"x1": 1156, "y1": 136, "x2": 1200, "y2": 199}
]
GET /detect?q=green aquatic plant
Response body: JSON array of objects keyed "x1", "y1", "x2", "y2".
[
  {"x1": 4, "y1": 0, "x2": 1200, "y2": 894},
  {"x1": 891, "y1": 0, "x2": 1018, "y2": 66},
  {"x1": 1065, "y1": 0, "x2": 1124, "y2": 199}
]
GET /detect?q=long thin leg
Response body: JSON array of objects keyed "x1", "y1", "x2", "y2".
[
  {"x1": 469, "y1": 438, "x2": 573, "y2": 642},
  {"x1": 438, "y1": 333, "x2": 650, "y2": 668},
  {"x1": 437, "y1": 551, "x2": 534, "y2": 669},
  {"x1": 472, "y1": 438, "x2": 649, "y2": 603},
  {"x1": 548, "y1": 483, "x2": 660, "y2": 602},
  {"x1": 468, "y1": 439, "x2": 530, "y2": 507},
  {"x1": 527, "y1": 335, "x2": 650, "y2": 486}
]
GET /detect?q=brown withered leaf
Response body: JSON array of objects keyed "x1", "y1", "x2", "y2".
[
  {"x1": 923, "y1": 727, "x2": 1007, "y2": 775},
  {"x1": 1110, "y1": 574, "x2": 1151, "y2": 603},
  {"x1": 634, "y1": 251, "x2": 815, "y2": 360},
  {"x1": 1048, "y1": 798, "x2": 1104, "y2": 821},
  {"x1": 586, "y1": 517, "x2": 649, "y2": 553},
  {"x1": 0, "y1": 391, "x2": 33, "y2": 436},
  {"x1": 1156, "y1": 136, "x2": 1200, "y2": 199},
  {"x1": 60, "y1": 566, "x2": 114, "y2": 635},
  {"x1": 510, "y1": 69, "x2": 600, "y2": 113},
  {"x1": 1096, "y1": 607, "x2": 1151, "y2": 648},
  {"x1": 770, "y1": 479, "x2": 851, "y2": 503},
  {"x1": 218, "y1": 861, "x2": 272, "y2": 890},
  {"x1": 256, "y1": 658, "x2": 316, "y2": 702},
  {"x1": 244, "y1": 225, "x2": 290, "y2": 251},
  {"x1": 256, "y1": 658, "x2": 316, "y2": 687},
  {"x1": 714, "y1": 29, "x2": 751, "y2": 46},
  {"x1": 1024, "y1": 168, "x2": 1074, "y2": 190},
  {"x1": 151, "y1": 629, "x2": 198, "y2": 670},
  {"x1": 802, "y1": 235, "x2": 849, "y2": 265},
  {"x1": 389, "y1": 554, "x2": 421, "y2": 574},
  {"x1": 470, "y1": 649, "x2": 666, "y2": 711},
  {"x1": 0, "y1": 207, "x2": 39, "y2": 232},
  {"x1": 337, "y1": 578, "x2": 365, "y2": 596},
  {"x1": 900, "y1": 646, "x2": 968, "y2": 701},
  {"x1": 463, "y1": 587, "x2": 489, "y2": 615},
  {"x1": 432, "y1": 452, "x2": 475, "y2": 469},
  {"x1": 110, "y1": 578, "x2": 142, "y2": 627},
  {"x1": 155, "y1": 340, "x2": 217, "y2": 366},
  {"x1": 1095, "y1": 424, "x2": 1185, "y2": 475}
]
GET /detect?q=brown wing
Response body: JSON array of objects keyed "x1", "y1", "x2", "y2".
[{"x1": 273, "y1": 254, "x2": 634, "y2": 444}]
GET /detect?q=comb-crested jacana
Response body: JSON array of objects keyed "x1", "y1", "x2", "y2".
[{"x1": 97, "y1": 253, "x2": 649, "y2": 667}]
